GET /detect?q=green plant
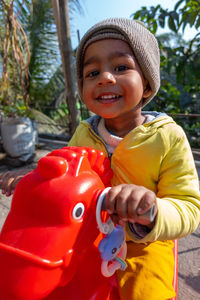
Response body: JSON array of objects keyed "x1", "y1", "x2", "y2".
[
  {"x1": 0, "y1": 101, "x2": 33, "y2": 117},
  {"x1": 132, "y1": 1, "x2": 200, "y2": 114},
  {"x1": 0, "y1": 0, "x2": 31, "y2": 117},
  {"x1": 175, "y1": 119, "x2": 200, "y2": 147}
]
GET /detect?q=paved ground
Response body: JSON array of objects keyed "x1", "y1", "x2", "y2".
[{"x1": 0, "y1": 143, "x2": 199, "y2": 299}]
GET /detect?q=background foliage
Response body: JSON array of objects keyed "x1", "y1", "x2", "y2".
[
  {"x1": 0, "y1": 0, "x2": 199, "y2": 146},
  {"x1": 132, "y1": 0, "x2": 200, "y2": 147}
]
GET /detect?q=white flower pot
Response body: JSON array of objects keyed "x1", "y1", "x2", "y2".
[{"x1": 1, "y1": 117, "x2": 37, "y2": 162}]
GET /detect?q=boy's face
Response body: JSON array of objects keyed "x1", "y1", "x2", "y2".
[{"x1": 82, "y1": 39, "x2": 152, "y2": 122}]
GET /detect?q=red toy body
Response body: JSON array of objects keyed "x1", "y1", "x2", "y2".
[
  {"x1": 0, "y1": 146, "x2": 178, "y2": 300},
  {"x1": 0, "y1": 147, "x2": 120, "y2": 300}
]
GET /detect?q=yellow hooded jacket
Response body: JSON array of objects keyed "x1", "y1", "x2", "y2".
[{"x1": 68, "y1": 113, "x2": 200, "y2": 299}]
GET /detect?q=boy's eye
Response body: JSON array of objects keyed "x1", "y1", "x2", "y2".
[
  {"x1": 85, "y1": 70, "x2": 99, "y2": 78},
  {"x1": 115, "y1": 65, "x2": 129, "y2": 72}
]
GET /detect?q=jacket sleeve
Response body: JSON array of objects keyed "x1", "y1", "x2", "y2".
[{"x1": 126, "y1": 125, "x2": 200, "y2": 243}]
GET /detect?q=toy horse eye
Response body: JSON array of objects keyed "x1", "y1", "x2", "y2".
[
  {"x1": 72, "y1": 203, "x2": 85, "y2": 220},
  {"x1": 112, "y1": 247, "x2": 117, "y2": 254}
]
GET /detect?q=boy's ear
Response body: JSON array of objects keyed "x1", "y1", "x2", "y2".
[{"x1": 143, "y1": 83, "x2": 152, "y2": 99}]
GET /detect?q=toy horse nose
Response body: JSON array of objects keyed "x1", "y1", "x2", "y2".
[{"x1": 37, "y1": 156, "x2": 68, "y2": 179}]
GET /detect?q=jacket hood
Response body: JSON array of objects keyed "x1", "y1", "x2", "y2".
[
  {"x1": 85, "y1": 111, "x2": 176, "y2": 135},
  {"x1": 141, "y1": 111, "x2": 175, "y2": 128}
]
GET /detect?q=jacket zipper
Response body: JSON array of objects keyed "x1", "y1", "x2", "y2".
[{"x1": 88, "y1": 127, "x2": 111, "y2": 159}]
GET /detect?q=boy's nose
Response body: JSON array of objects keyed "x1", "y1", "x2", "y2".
[{"x1": 97, "y1": 72, "x2": 116, "y2": 86}]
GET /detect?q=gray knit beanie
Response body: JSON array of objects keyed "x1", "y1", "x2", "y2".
[{"x1": 76, "y1": 18, "x2": 160, "y2": 106}]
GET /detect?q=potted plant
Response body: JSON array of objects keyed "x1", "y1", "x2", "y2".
[{"x1": 0, "y1": 0, "x2": 36, "y2": 166}]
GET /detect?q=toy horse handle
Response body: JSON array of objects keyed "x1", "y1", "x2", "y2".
[
  {"x1": 96, "y1": 187, "x2": 114, "y2": 234},
  {"x1": 96, "y1": 187, "x2": 156, "y2": 232}
]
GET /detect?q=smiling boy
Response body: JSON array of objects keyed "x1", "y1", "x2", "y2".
[
  {"x1": 0, "y1": 17, "x2": 200, "y2": 300},
  {"x1": 68, "y1": 18, "x2": 200, "y2": 299}
]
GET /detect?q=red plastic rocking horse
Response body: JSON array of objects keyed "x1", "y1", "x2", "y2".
[{"x1": 0, "y1": 146, "x2": 178, "y2": 300}]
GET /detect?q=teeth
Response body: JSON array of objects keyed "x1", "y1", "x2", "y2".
[{"x1": 99, "y1": 95, "x2": 119, "y2": 99}]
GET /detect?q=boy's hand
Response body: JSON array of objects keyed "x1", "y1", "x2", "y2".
[
  {"x1": 0, "y1": 169, "x2": 29, "y2": 197},
  {"x1": 105, "y1": 184, "x2": 157, "y2": 228}
]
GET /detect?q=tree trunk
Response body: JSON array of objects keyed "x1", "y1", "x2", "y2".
[{"x1": 52, "y1": 0, "x2": 79, "y2": 136}]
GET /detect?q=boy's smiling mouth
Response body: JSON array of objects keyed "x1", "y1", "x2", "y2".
[{"x1": 96, "y1": 93, "x2": 121, "y2": 103}]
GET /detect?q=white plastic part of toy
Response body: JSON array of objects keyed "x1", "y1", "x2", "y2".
[
  {"x1": 101, "y1": 242, "x2": 127, "y2": 277},
  {"x1": 96, "y1": 187, "x2": 114, "y2": 234}
]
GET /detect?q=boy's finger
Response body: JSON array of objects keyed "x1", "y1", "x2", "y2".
[
  {"x1": 105, "y1": 185, "x2": 123, "y2": 214},
  {"x1": 1, "y1": 177, "x2": 14, "y2": 196},
  {"x1": 137, "y1": 191, "x2": 156, "y2": 215},
  {"x1": 115, "y1": 189, "x2": 131, "y2": 220},
  {"x1": 137, "y1": 203, "x2": 157, "y2": 224},
  {"x1": 6, "y1": 192, "x2": 12, "y2": 197},
  {"x1": 110, "y1": 213, "x2": 120, "y2": 224}
]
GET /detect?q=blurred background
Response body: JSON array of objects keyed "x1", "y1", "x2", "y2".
[{"x1": 0, "y1": 0, "x2": 199, "y2": 155}]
